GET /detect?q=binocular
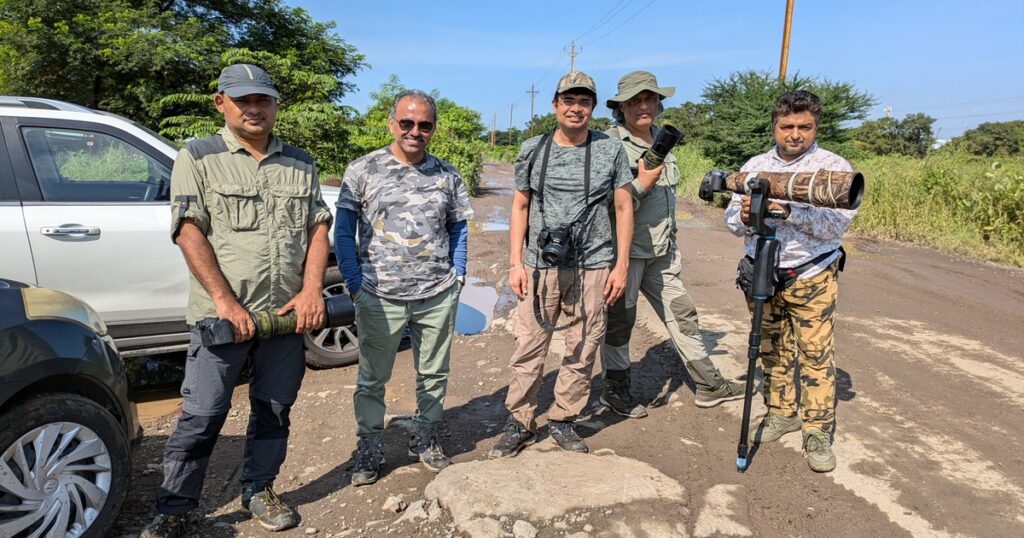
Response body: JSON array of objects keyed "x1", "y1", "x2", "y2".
[
  {"x1": 641, "y1": 125, "x2": 683, "y2": 169},
  {"x1": 199, "y1": 295, "x2": 356, "y2": 347},
  {"x1": 699, "y1": 168, "x2": 864, "y2": 210}
]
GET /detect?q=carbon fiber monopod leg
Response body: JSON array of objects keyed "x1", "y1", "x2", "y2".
[{"x1": 737, "y1": 233, "x2": 779, "y2": 472}]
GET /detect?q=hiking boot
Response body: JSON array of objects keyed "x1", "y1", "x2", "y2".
[
  {"x1": 694, "y1": 379, "x2": 745, "y2": 408},
  {"x1": 599, "y1": 369, "x2": 648, "y2": 418},
  {"x1": 548, "y1": 420, "x2": 588, "y2": 453},
  {"x1": 351, "y1": 436, "x2": 384, "y2": 486},
  {"x1": 803, "y1": 428, "x2": 837, "y2": 473},
  {"x1": 751, "y1": 412, "x2": 802, "y2": 444},
  {"x1": 408, "y1": 432, "x2": 451, "y2": 472},
  {"x1": 488, "y1": 418, "x2": 536, "y2": 458},
  {"x1": 241, "y1": 483, "x2": 297, "y2": 531},
  {"x1": 140, "y1": 512, "x2": 194, "y2": 538}
]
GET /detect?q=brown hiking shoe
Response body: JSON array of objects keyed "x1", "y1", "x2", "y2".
[
  {"x1": 242, "y1": 483, "x2": 297, "y2": 531},
  {"x1": 140, "y1": 512, "x2": 195, "y2": 538},
  {"x1": 751, "y1": 413, "x2": 802, "y2": 444},
  {"x1": 803, "y1": 428, "x2": 837, "y2": 472},
  {"x1": 694, "y1": 380, "x2": 745, "y2": 408}
]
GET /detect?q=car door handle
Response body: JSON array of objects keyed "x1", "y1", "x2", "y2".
[{"x1": 41, "y1": 225, "x2": 101, "y2": 236}]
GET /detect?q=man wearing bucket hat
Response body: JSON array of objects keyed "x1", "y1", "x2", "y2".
[
  {"x1": 142, "y1": 63, "x2": 332, "y2": 536},
  {"x1": 490, "y1": 71, "x2": 646, "y2": 457},
  {"x1": 600, "y1": 71, "x2": 744, "y2": 419}
]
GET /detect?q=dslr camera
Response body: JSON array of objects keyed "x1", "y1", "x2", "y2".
[{"x1": 539, "y1": 226, "x2": 574, "y2": 266}]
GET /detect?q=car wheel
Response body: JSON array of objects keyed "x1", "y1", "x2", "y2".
[
  {"x1": 304, "y1": 267, "x2": 359, "y2": 369},
  {"x1": 0, "y1": 393, "x2": 129, "y2": 538}
]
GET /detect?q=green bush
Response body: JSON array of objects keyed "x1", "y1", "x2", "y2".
[
  {"x1": 481, "y1": 145, "x2": 518, "y2": 164},
  {"x1": 851, "y1": 152, "x2": 1024, "y2": 265},
  {"x1": 672, "y1": 144, "x2": 725, "y2": 205}
]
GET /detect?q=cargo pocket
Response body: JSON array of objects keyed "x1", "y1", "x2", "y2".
[
  {"x1": 181, "y1": 342, "x2": 201, "y2": 404},
  {"x1": 270, "y1": 183, "x2": 311, "y2": 229},
  {"x1": 210, "y1": 182, "x2": 260, "y2": 230}
]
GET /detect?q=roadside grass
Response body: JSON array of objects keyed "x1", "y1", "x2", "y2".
[
  {"x1": 481, "y1": 145, "x2": 518, "y2": 165},
  {"x1": 673, "y1": 144, "x2": 1024, "y2": 267}
]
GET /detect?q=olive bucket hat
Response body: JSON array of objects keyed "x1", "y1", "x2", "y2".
[{"x1": 606, "y1": 71, "x2": 675, "y2": 109}]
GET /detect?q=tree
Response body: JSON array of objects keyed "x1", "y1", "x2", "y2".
[
  {"x1": 948, "y1": 121, "x2": 1023, "y2": 157},
  {"x1": 523, "y1": 113, "x2": 611, "y2": 139},
  {"x1": 699, "y1": 70, "x2": 875, "y2": 169},
  {"x1": 853, "y1": 113, "x2": 936, "y2": 158},
  {"x1": 350, "y1": 76, "x2": 486, "y2": 191},
  {"x1": 657, "y1": 102, "x2": 709, "y2": 145},
  {"x1": 0, "y1": 0, "x2": 365, "y2": 133}
]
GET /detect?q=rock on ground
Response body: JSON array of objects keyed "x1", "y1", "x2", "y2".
[{"x1": 693, "y1": 484, "x2": 754, "y2": 537}]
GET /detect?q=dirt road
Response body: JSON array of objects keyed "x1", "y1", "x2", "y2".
[{"x1": 112, "y1": 163, "x2": 1024, "y2": 537}]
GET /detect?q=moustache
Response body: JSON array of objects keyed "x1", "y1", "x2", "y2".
[{"x1": 402, "y1": 134, "x2": 426, "y2": 143}]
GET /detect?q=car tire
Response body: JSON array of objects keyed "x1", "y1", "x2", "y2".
[
  {"x1": 0, "y1": 393, "x2": 130, "y2": 538},
  {"x1": 304, "y1": 267, "x2": 360, "y2": 369}
]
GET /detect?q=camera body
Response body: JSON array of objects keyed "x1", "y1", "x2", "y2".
[{"x1": 539, "y1": 225, "x2": 574, "y2": 266}]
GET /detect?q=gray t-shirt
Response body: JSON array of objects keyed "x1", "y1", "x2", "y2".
[
  {"x1": 338, "y1": 147, "x2": 474, "y2": 300},
  {"x1": 514, "y1": 131, "x2": 632, "y2": 269}
]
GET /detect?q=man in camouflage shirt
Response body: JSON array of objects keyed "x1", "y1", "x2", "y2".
[
  {"x1": 335, "y1": 90, "x2": 473, "y2": 486},
  {"x1": 143, "y1": 64, "x2": 331, "y2": 537},
  {"x1": 725, "y1": 90, "x2": 857, "y2": 473}
]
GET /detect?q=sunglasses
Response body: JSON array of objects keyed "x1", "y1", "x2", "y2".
[{"x1": 396, "y1": 118, "x2": 435, "y2": 133}]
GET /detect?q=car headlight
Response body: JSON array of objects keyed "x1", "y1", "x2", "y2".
[{"x1": 21, "y1": 288, "x2": 108, "y2": 336}]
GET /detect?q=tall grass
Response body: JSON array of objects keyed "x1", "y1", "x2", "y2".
[{"x1": 672, "y1": 144, "x2": 1024, "y2": 266}]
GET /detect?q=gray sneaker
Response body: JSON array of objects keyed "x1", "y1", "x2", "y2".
[
  {"x1": 803, "y1": 428, "x2": 836, "y2": 472},
  {"x1": 140, "y1": 512, "x2": 194, "y2": 538},
  {"x1": 694, "y1": 380, "x2": 745, "y2": 408},
  {"x1": 408, "y1": 433, "x2": 451, "y2": 473},
  {"x1": 548, "y1": 420, "x2": 588, "y2": 453},
  {"x1": 751, "y1": 412, "x2": 802, "y2": 444},
  {"x1": 241, "y1": 483, "x2": 297, "y2": 531}
]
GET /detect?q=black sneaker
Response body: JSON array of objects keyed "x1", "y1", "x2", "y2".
[
  {"x1": 408, "y1": 433, "x2": 451, "y2": 472},
  {"x1": 599, "y1": 373, "x2": 648, "y2": 418},
  {"x1": 488, "y1": 418, "x2": 536, "y2": 458},
  {"x1": 548, "y1": 420, "x2": 588, "y2": 453},
  {"x1": 140, "y1": 512, "x2": 194, "y2": 538},
  {"x1": 351, "y1": 436, "x2": 384, "y2": 486},
  {"x1": 241, "y1": 483, "x2": 297, "y2": 531}
]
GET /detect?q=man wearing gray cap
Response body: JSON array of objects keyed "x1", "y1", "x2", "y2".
[
  {"x1": 489, "y1": 71, "x2": 645, "y2": 457},
  {"x1": 142, "y1": 63, "x2": 332, "y2": 536},
  {"x1": 600, "y1": 71, "x2": 743, "y2": 419}
]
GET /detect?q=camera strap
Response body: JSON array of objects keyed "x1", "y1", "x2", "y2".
[{"x1": 535, "y1": 130, "x2": 593, "y2": 222}]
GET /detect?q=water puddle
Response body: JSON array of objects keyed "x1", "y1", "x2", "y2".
[
  {"x1": 469, "y1": 220, "x2": 510, "y2": 233},
  {"x1": 456, "y1": 277, "x2": 499, "y2": 335}
]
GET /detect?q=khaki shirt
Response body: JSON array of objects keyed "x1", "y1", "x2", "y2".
[
  {"x1": 607, "y1": 124, "x2": 680, "y2": 259},
  {"x1": 169, "y1": 127, "x2": 333, "y2": 324}
]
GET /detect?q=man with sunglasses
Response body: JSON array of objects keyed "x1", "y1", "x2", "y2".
[
  {"x1": 335, "y1": 90, "x2": 473, "y2": 486},
  {"x1": 489, "y1": 71, "x2": 641, "y2": 457},
  {"x1": 144, "y1": 64, "x2": 332, "y2": 537}
]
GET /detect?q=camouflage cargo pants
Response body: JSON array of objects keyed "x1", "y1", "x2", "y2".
[{"x1": 750, "y1": 260, "x2": 840, "y2": 435}]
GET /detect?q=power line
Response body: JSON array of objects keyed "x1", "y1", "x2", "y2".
[
  {"x1": 573, "y1": 0, "x2": 634, "y2": 43},
  {"x1": 582, "y1": 0, "x2": 659, "y2": 47}
]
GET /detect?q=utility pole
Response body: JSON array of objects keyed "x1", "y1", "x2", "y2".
[
  {"x1": 567, "y1": 41, "x2": 581, "y2": 73},
  {"x1": 526, "y1": 84, "x2": 539, "y2": 137},
  {"x1": 778, "y1": 0, "x2": 794, "y2": 81},
  {"x1": 490, "y1": 112, "x2": 496, "y2": 146},
  {"x1": 508, "y1": 103, "x2": 516, "y2": 146}
]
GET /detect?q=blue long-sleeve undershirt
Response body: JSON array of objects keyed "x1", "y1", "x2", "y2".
[{"x1": 334, "y1": 209, "x2": 469, "y2": 295}]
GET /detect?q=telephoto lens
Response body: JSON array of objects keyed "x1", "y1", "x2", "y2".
[{"x1": 641, "y1": 125, "x2": 683, "y2": 169}]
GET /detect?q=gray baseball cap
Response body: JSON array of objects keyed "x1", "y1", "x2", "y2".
[{"x1": 217, "y1": 64, "x2": 280, "y2": 99}]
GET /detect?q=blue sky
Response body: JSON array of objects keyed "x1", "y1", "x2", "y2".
[{"x1": 292, "y1": 0, "x2": 1024, "y2": 139}]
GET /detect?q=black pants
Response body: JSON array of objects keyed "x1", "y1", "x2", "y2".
[{"x1": 155, "y1": 329, "x2": 304, "y2": 515}]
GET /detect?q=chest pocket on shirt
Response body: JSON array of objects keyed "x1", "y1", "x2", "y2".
[
  {"x1": 270, "y1": 183, "x2": 311, "y2": 229},
  {"x1": 210, "y1": 182, "x2": 260, "y2": 231}
]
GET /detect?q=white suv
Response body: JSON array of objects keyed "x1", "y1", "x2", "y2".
[{"x1": 0, "y1": 96, "x2": 356, "y2": 367}]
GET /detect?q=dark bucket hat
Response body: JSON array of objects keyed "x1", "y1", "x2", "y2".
[
  {"x1": 606, "y1": 71, "x2": 675, "y2": 109},
  {"x1": 217, "y1": 64, "x2": 280, "y2": 99}
]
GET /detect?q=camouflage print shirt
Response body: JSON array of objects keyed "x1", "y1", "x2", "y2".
[
  {"x1": 725, "y1": 143, "x2": 856, "y2": 280},
  {"x1": 337, "y1": 147, "x2": 474, "y2": 300}
]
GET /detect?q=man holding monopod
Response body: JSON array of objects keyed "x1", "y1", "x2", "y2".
[{"x1": 720, "y1": 90, "x2": 859, "y2": 473}]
